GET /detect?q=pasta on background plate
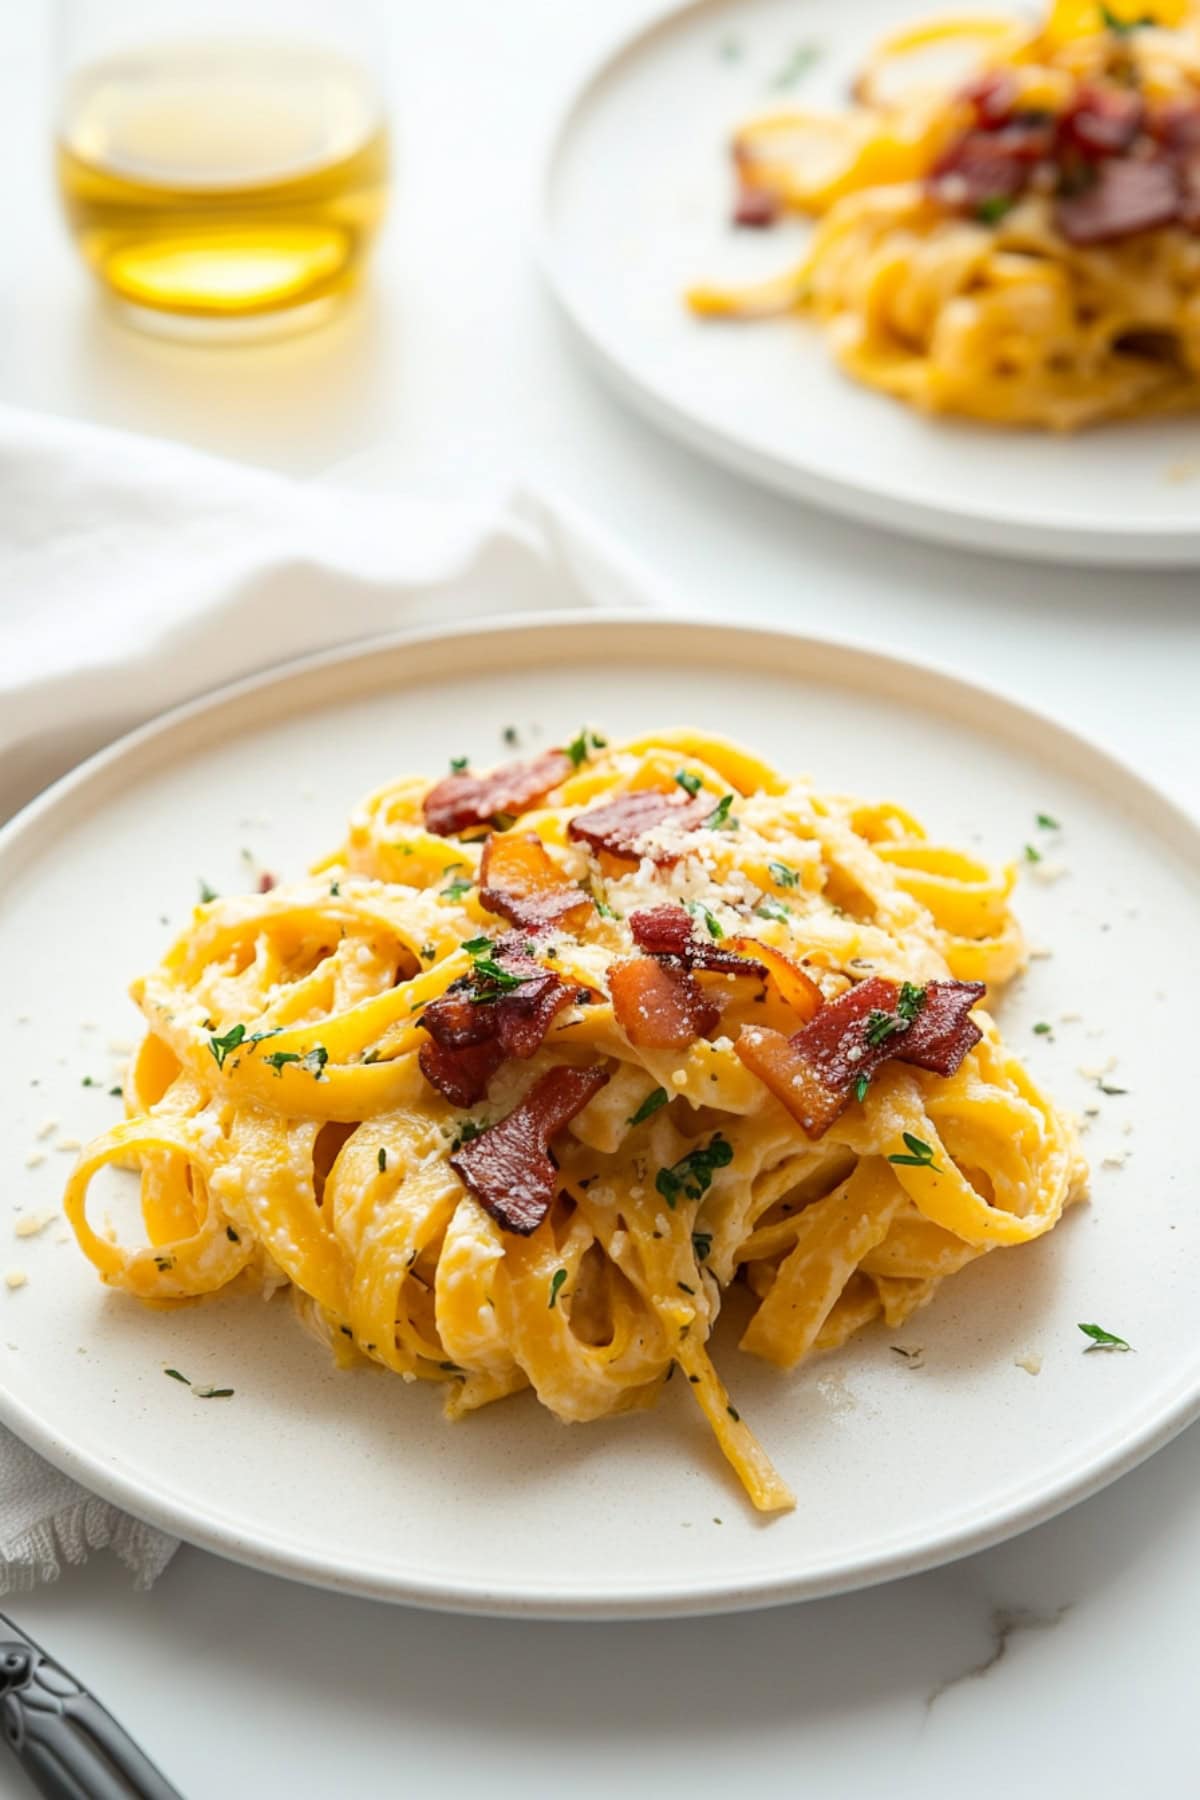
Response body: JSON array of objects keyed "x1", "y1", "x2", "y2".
[
  {"x1": 689, "y1": 0, "x2": 1200, "y2": 429},
  {"x1": 65, "y1": 730, "x2": 1086, "y2": 1513}
]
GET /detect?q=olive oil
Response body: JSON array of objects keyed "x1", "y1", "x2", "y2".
[{"x1": 57, "y1": 42, "x2": 389, "y2": 334}]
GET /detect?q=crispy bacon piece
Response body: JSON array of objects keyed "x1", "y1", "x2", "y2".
[
  {"x1": 961, "y1": 70, "x2": 1019, "y2": 130},
  {"x1": 567, "y1": 789, "x2": 709, "y2": 864},
  {"x1": 735, "y1": 975, "x2": 984, "y2": 1138},
  {"x1": 423, "y1": 749, "x2": 573, "y2": 838},
  {"x1": 609, "y1": 955, "x2": 720, "y2": 1051},
  {"x1": 1055, "y1": 157, "x2": 1180, "y2": 245},
  {"x1": 479, "y1": 832, "x2": 593, "y2": 933},
  {"x1": 1152, "y1": 101, "x2": 1200, "y2": 152},
  {"x1": 1063, "y1": 84, "x2": 1144, "y2": 158},
  {"x1": 930, "y1": 117, "x2": 1057, "y2": 210},
  {"x1": 451, "y1": 1063, "x2": 610, "y2": 1234},
  {"x1": 629, "y1": 906, "x2": 764, "y2": 977},
  {"x1": 733, "y1": 185, "x2": 780, "y2": 228},
  {"x1": 417, "y1": 934, "x2": 579, "y2": 1103},
  {"x1": 726, "y1": 936, "x2": 822, "y2": 1024},
  {"x1": 417, "y1": 1037, "x2": 505, "y2": 1109}
]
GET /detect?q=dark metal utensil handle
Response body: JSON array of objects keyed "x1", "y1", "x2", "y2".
[{"x1": 0, "y1": 1613, "x2": 183, "y2": 1800}]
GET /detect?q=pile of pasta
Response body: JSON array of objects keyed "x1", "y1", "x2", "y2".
[
  {"x1": 65, "y1": 730, "x2": 1086, "y2": 1512},
  {"x1": 688, "y1": 0, "x2": 1200, "y2": 428}
]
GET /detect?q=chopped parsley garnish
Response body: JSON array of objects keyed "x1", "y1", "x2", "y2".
[
  {"x1": 419, "y1": 943, "x2": 437, "y2": 962},
  {"x1": 675, "y1": 769, "x2": 703, "y2": 797},
  {"x1": 565, "y1": 728, "x2": 607, "y2": 768},
  {"x1": 263, "y1": 1050, "x2": 301, "y2": 1074},
  {"x1": 704, "y1": 793, "x2": 734, "y2": 831},
  {"x1": 1100, "y1": 4, "x2": 1150, "y2": 31},
  {"x1": 687, "y1": 900, "x2": 724, "y2": 941},
  {"x1": 449, "y1": 1119, "x2": 485, "y2": 1154},
  {"x1": 377, "y1": 1147, "x2": 388, "y2": 1173},
  {"x1": 330, "y1": 880, "x2": 341, "y2": 897},
  {"x1": 865, "y1": 1010, "x2": 905, "y2": 1049},
  {"x1": 440, "y1": 878, "x2": 473, "y2": 902},
  {"x1": 888, "y1": 1132, "x2": 941, "y2": 1172},
  {"x1": 548, "y1": 1268, "x2": 568, "y2": 1310},
  {"x1": 854, "y1": 1073, "x2": 870, "y2": 1104},
  {"x1": 207, "y1": 1023, "x2": 246, "y2": 1070},
  {"x1": 198, "y1": 880, "x2": 218, "y2": 904},
  {"x1": 1097, "y1": 1080, "x2": 1128, "y2": 1096},
  {"x1": 1024, "y1": 843, "x2": 1042, "y2": 864},
  {"x1": 755, "y1": 898, "x2": 790, "y2": 923},
  {"x1": 897, "y1": 982, "x2": 926, "y2": 1023},
  {"x1": 502, "y1": 726, "x2": 521, "y2": 748},
  {"x1": 300, "y1": 1047, "x2": 329, "y2": 1079},
  {"x1": 726, "y1": 1404, "x2": 741, "y2": 1422},
  {"x1": 164, "y1": 1366, "x2": 234, "y2": 1398},
  {"x1": 769, "y1": 41, "x2": 820, "y2": 88},
  {"x1": 1078, "y1": 1321, "x2": 1132, "y2": 1352},
  {"x1": 1036, "y1": 812, "x2": 1060, "y2": 831},
  {"x1": 593, "y1": 896, "x2": 617, "y2": 920},
  {"x1": 108, "y1": 1085, "x2": 123, "y2": 1098},
  {"x1": 864, "y1": 984, "x2": 924, "y2": 1049},
  {"x1": 81, "y1": 1075, "x2": 97, "y2": 1087},
  {"x1": 692, "y1": 1231, "x2": 712, "y2": 1262},
  {"x1": 1033, "y1": 1021, "x2": 1053, "y2": 1035},
  {"x1": 768, "y1": 861, "x2": 799, "y2": 888},
  {"x1": 656, "y1": 1134, "x2": 734, "y2": 1208},
  {"x1": 469, "y1": 953, "x2": 534, "y2": 999},
  {"x1": 976, "y1": 194, "x2": 1014, "y2": 224},
  {"x1": 154, "y1": 1254, "x2": 174, "y2": 1271},
  {"x1": 449, "y1": 755, "x2": 469, "y2": 773},
  {"x1": 628, "y1": 1086, "x2": 669, "y2": 1127},
  {"x1": 462, "y1": 936, "x2": 492, "y2": 955}
]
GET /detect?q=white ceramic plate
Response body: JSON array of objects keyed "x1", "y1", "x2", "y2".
[
  {"x1": 1, "y1": 614, "x2": 1196, "y2": 1616},
  {"x1": 540, "y1": 0, "x2": 1200, "y2": 565}
]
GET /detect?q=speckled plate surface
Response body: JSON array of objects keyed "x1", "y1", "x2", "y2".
[{"x1": 0, "y1": 614, "x2": 1196, "y2": 1616}]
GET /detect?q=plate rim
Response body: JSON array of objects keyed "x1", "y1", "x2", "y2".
[
  {"x1": 534, "y1": 0, "x2": 1200, "y2": 568},
  {"x1": 3, "y1": 606, "x2": 1199, "y2": 1618}
]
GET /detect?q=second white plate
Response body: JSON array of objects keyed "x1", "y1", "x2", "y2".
[{"x1": 540, "y1": 0, "x2": 1200, "y2": 565}]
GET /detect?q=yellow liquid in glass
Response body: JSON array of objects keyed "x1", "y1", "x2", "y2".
[{"x1": 57, "y1": 43, "x2": 389, "y2": 329}]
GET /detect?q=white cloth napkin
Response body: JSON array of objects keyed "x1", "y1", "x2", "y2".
[{"x1": 0, "y1": 405, "x2": 657, "y2": 1590}]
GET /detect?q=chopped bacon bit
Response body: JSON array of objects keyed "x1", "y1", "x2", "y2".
[
  {"x1": 257, "y1": 870, "x2": 278, "y2": 893},
  {"x1": 735, "y1": 975, "x2": 984, "y2": 1138},
  {"x1": 727, "y1": 937, "x2": 822, "y2": 1024},
  {"x1": 629, "y1": 907, "x2": 764, "y2": 977},
  {"x1": 609, "y1": 956, "x2": 720, "y2": 1050},
  {"x1": 418, "y1": 1036, "x2": 504, "y2": 1109},
  {"x1": 1056, "y1": 157, "x2": 1180, "y2": 244},
  {"x1": 1152, "y1": 101, "x2": 1200, "y2": 152},
  {"x1": 479, "y1": 832, "x2": 593, "y2": 933},
  {"x1": 568, "y1": 789, "x2": 709, "y2": 864},
  {"x1": 417, "y1": 935, "x2": 579, "y2": 1103},
  {"x1": 895, "y1": 979, "x2": 986, "y2": 1076},
  {"x1": 451, "y1": 1064, "x2": 610, "y2": 1234},
  {"x1": 1063, "y1": 85, "x2": 1144, "y2": 158},
  {"x1": 423, "y1": 749, "x2": 573, "y2": 838},
  {"x1": 733, "y1": 185, "x2": 780, "y2": 228},
  {"x1": 930, "y1": 117, "x2": 1057, "y2": 209},
  {"x1": 962, "y1": 70, "x2": 1019, "y2": 130}
]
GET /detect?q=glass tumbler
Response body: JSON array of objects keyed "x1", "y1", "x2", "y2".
[{"x1": 55, "y1": 0, "x2": 390, "y2": 339}]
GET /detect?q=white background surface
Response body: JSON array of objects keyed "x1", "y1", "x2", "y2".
[{"x1": 2, "y1": 1, "x2": 1199, "y2": 1796}]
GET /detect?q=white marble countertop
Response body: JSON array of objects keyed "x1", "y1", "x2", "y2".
[{"x1": 3, "y1": 1, "x2": 1198, "y2": 1794}]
